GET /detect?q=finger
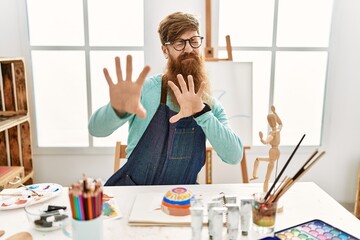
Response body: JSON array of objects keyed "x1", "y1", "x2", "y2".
[
  {"x1": 168, "y1": 81, "x2": 182, "y2": 98},
  {"x1": 126, "y1": 55, "x2": 132, "y2": 82},
  {"x1": 135, "y1": 103, "x2": 147, "y2": 119},
  {"x1": 188, "y1": 75, "x2": 195, "y2": 93},
  {"x1": 115, "y1": 56, "x2": 123, "y2": 83},
  {"x1": 196, "y1": 82, "x2": 206, "y2": 97},
  {"x1": 103, "y1": 68, "x2": 114, "y2": 86},
  {"x1": 136, "y1": 65, "x2": 151, "y2": 86},
  {"x1": 169, "y1": 114, "x2": 181, "y2": 123},
  {"x1": 177, "y1": 74, "x2": 188, "y2": 93}
]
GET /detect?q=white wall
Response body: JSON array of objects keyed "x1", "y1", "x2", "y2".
[
  {"x1": 1, "y1": 0, "x2": 360, "y2": 207},
  {"x1": 321, "y1": 0, "x2": 360, "y2": 204},
  {"x1": 0, "y1": 0, "x2": 24, "y2": 57}
]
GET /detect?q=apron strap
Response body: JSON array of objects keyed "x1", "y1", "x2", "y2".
[{"x1": 160, "y1": 77, "x2": 167, "y2": 104}]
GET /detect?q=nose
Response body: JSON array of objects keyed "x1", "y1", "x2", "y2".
[{"x1": 183, "y1": 40, "x2": 193, "y2": 53}]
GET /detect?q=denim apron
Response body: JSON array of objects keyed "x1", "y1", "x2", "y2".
[{"x1": 105, "y1": 81, "x2": 206, "y2": 186}]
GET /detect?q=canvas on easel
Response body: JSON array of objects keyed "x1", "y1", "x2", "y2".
[{"x1": 205, "y1": 61, "x2": 253, "y2": 147}]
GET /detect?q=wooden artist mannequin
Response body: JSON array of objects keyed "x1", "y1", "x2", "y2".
[{"x1": 250, "y1": 105, "x2": 283, "y2": 192}]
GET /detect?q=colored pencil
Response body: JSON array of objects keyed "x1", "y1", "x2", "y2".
[
  {"x1": 68, "y1": 175, "x2": 103, "y2": 221},
  {"x1": 87, "y1": 193, "x2": 93, "y2": 220}
]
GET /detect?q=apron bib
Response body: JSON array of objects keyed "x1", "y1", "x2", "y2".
[{"x1": 105, "y1": 81, "x2": 206, "y2": 186}]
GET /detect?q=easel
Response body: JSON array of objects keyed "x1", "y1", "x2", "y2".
[
  {"x1": 204, "y1": 0, "x2": 233, "y2": 62},
  {"x1": 204, "y1": 0, "x2": 250, "y2": 183}
]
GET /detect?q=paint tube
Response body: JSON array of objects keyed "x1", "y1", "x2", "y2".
[
  {"x1": 240, "y1": 199, "x2": 252, "y2": 236},
  {"x1": 225, "y1": 203, "x2": 239, "y2": 240},
  {"x1": 191, "y1": 194, "x2": 204, "y2": 208},
  {"x1": 225, "y1": 195, "x2": 237, "y2": 204},
  {"x1": 212, "y1": 193, "x2": 225, "y2": 205},
  {"x1": 190, "y1": 206, "x2": 204, "y2": 240},
  {"x1": 212, "y1": 207, "x2": 226, "y2": 240},
  {"x1": 207, "y1": 201, "x2": 222, "y2": 239},
  {"x1": 212, "y1": 193, "x2": 237, "y2": 204}
]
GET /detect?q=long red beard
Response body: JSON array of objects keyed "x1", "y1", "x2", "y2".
[{"x1": 162, "y1": 52, "x2": 210, "y2": 107}]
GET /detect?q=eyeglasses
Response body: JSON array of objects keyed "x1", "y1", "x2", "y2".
[{"x1": 165, "y1": 36, "x2": 204, "y2": 51}]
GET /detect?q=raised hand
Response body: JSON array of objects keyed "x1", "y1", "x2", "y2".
[
  {"x1": 259, "y1": 131, "x2": 264, "y2": 139},
  {"x1": 168, "y1": 74, "x2": 205, "y2": 123},
  {"x1": 103, "y1": 55, "x2": 150, "y2": 119}
]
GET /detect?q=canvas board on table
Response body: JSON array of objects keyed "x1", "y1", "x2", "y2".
[
  {"x1": 128, "y1": 191, "x2": 251, "y2": 226},
  {"x1": 128, "y1": 192, "x2": 193, "y2": 226}
]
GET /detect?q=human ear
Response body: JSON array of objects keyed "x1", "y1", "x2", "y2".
[{"x1": 161, "y1": 46, "x2": 168, "y2": 59}]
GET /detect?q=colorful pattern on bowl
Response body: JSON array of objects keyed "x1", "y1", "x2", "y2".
[{"x1": 161, "y1": 187, "x2": 193, "y2": 216}]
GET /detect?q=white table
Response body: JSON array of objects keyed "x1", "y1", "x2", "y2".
[{"x1": 0, "y1": 182, "x2": 359, "y2": 239}]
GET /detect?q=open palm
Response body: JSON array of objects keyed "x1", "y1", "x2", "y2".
[
  {"x1": 103, "y1": 55, "x2": 150, "y2": 118},
  {"x1": 168, "y1": 74, "x2": 205, "y2": 123}
]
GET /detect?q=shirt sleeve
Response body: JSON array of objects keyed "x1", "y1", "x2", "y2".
[
  {"x1": 88, "y1": 103, "x2": 133, "y2": 137},
  {"x1": 194, "y1": 98, "x2": 243, "y2": 165}
]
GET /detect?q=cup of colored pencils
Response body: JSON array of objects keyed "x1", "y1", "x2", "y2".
[
  {"x1": 68, "y1": 175, "x2": 103, "y2": 221},
  {"x1": 63, "y1": 175, "x2": 104, "y2": 240}
]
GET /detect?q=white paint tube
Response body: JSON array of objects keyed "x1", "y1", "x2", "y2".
[
  {"x1": 207, "y1": 201, "x2": 222, "y2": 239},
  {"x1": 191, "y1": 194, "x2": 204, "y2": 208},
  {"x1": 190, "y1": 206, "x2": 204, "y2": 240},
  {"x1": 212, "y1": 207, "x2": 226, "y2": 240},
  {"x1": 212, "y1": 193, "x2": 237, "y2": 204},
  {"x1": 240, "y1": 199, "x2": 252, "y2": 236},
  {"x1": 212, "y1": 193, "x2": 225, "y2": 205},
  {"x1": 225, "y1": 203, "x2": 240, "y2": 240},
  {"x1": 212, "y1": 193, "x2": 237, "y2": 224},
  {"x1": 225, "y1": 195, "x2": 238, "y2": 204}
]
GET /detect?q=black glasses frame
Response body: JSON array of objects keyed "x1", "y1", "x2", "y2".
[{"x1": 165, "y1": 36, "x2": 204, "y2": 51}]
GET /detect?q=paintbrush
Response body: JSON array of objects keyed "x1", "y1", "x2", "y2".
[
  {"x1": 0, "y1": 193, "x2": 31, "y2": 197},
  {"x1": 269, "y1": 149, "x2": 319, "y2": 203},
  {"x1": 266, "y1": 176, "x2": 291, "y2": 204},
  {"x1": 19, "y1": 183, "x2": 41, "y2": 197},
  {"x1": 272, "y1": 150, "x2": 326, "y2": 202},
  {"x1": 264, "y1": 134, "x2": 306, "y2": 201}
]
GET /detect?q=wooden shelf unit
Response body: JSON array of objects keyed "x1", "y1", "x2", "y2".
[
  {"x1": 0, "y1": 166, "x2": 25, "y2": 188},
  {"x1": 0, "y1": 57, "x2": 34, "y2": 187}
]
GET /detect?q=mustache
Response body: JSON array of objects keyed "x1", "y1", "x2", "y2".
[{"x1": 177, "y1": 52, "x2": 199, "y2": 61}]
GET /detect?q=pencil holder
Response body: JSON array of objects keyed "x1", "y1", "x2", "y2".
[
  {"x1": 65, "y1": 176, "x2": 104, "y2": 239},
  {"x1": 62, "y1": 215, "x2": 103, "y2": 240}
]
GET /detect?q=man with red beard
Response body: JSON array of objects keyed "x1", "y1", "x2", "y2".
[{"x1": 89, "y1": 12, "x2": 243, "y2": 185}]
